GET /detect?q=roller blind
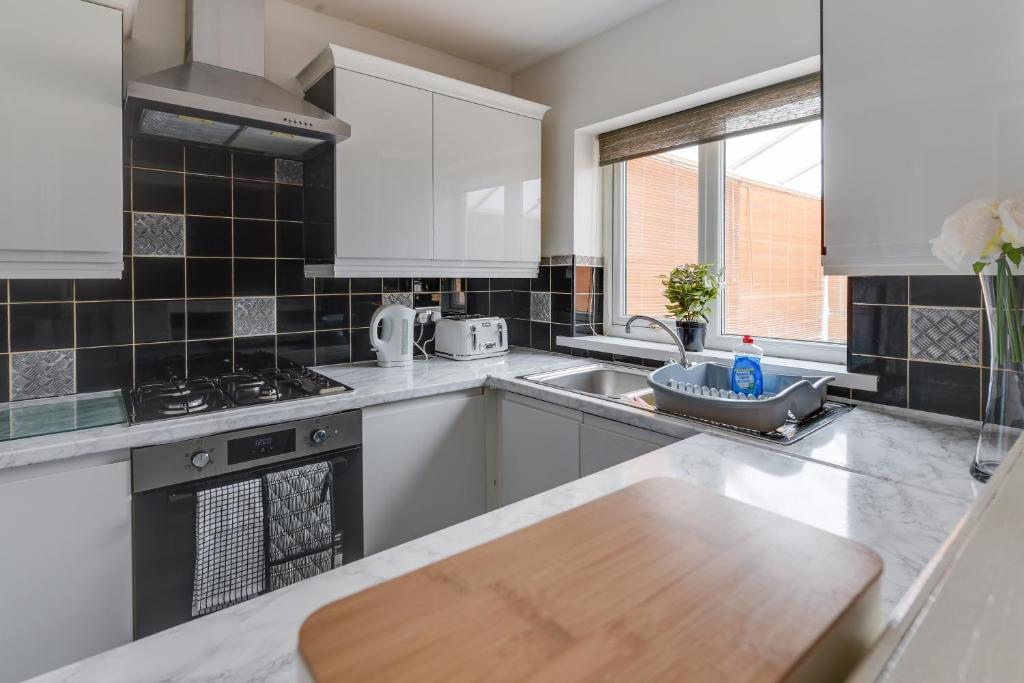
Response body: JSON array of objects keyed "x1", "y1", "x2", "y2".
[{"x1": 598, "y1": 72, "x2": 821, "y2": 166}]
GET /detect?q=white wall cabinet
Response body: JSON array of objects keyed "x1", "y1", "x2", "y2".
[
  {"x1": 433, "y1": 94, "x2": 542, "y2": 267},
  {"x1": 0, "y1": 459, "x2": 132, "y2": 682},
  {"x1": 332, "y1": 69, "x2": 434, "y2": 264},
  {"x1": 0, "y1": 0, "x2": 124, "y2": 279},
  {"x1": 498, "y1": 393, "x2": 582, "y2": 506},
  {"x1": 363, "y1": 390, "x2": 487, "y2": 555},
  {"x1": 579, "y1": 414, "x2": 678, "y2": 477},
  {"x1": 822, "y1": 0, "x2": 1024, "y2": 275},
  {"x1": 299, "y1": 45, "x2": 548, "y2": 278}
]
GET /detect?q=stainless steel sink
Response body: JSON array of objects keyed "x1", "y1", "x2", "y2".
[
  {"x1": 521, "y1": 362, "x2": 852, "y2": 445},
  {"x1": 522, "y1": 364, "x2": 650, "y2": 398}
]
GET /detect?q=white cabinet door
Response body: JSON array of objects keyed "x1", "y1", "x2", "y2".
[
  {"x1": 498, "y1": 394, "x2": 581, "y2": 506},
  {"x1": 0, "y1": 460, "x2": 132, "y2": 682},
  {"x1": 822, "y1": 0, "x2": 1024, "y2": 276},
  {"x1": 0, "y1": 0, "x2": 123, "y2": 279},
  {"x1": 433, "y1": 94, "x2": 541, "y2": 266},
  {"x1": 363, "y1": 390, "x2": 487, "y2": 555},
  {"x1": 334, "y1": 68, "x2": 434, "y2": 264},
  {"x1": 579, "y1": 415, "x2": 678, "y2": 477}
]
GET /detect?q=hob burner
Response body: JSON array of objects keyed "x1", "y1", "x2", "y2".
[{"x1": 127, "y1": 367, "x2": 352, "y2": 424}]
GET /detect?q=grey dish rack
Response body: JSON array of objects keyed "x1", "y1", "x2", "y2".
[{"x1": 648, "y1": 362, "x2": 835, "y2": 433}]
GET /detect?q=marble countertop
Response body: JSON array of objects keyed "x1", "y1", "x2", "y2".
[
  {"x1": 0, "y1": 348, "x2": 983, "y2": 508},
  {"x1": 488, "y1": 373, "x2": 984, "y2": 503},
  {"x1": 31, "y1": 432, "x2": 974, "y2": 683},
  {"x1": 0, "y1": 350, "x2": 589, "y2": 472}
]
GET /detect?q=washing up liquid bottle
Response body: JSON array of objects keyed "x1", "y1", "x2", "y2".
[{"x1": 731, "y1": 335, "x2": 764, "y2": 396}]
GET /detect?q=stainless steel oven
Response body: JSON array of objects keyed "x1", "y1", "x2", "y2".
[{"x1": 131, "y1": 411, "x2": 362, "y2": 639}]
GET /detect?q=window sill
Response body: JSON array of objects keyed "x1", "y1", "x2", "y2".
[{"x1": 556, "y1": 335, "x2": 878, "y2": 392}]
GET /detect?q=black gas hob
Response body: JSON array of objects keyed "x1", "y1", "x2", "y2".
[{"x1": 127, "y1": 367, "x2": 352, "y2": 424}]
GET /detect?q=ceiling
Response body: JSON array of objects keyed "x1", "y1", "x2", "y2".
[{"x1": 283, "y1": 0, "x2": 667, "y2": 74}]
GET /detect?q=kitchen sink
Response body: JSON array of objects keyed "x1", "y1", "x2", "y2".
[
  {"x1": 521, "y1": 362, "x2": 852, "y2": 445},
  {"x1": 522, "y1": 364, "x2": 651, "y2": 398}
]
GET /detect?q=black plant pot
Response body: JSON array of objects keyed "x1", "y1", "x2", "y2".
[{"x1": 675, "y1": 320, "x2": 707, "y2": 352}]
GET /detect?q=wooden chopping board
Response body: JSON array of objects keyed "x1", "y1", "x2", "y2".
[{"x1": 298, "y1": 477, "x2": 882, "y2": 682}]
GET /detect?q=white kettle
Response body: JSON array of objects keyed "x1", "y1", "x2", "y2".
[{"x1": 369, "y1": 304, "x2": 416, "y2": 367}]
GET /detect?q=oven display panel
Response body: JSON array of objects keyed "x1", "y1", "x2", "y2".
[{"x1": 227, "y1": 429, "x2": 296, "y2": 465}]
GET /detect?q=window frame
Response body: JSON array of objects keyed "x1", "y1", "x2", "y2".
[{"x1": 604, "y1": 125, "x2": 845, "y2": 365}]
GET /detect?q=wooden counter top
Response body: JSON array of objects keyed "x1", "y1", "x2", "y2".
[{"x1": 299, "y1": 477, "x2": 882, "y2": 682}]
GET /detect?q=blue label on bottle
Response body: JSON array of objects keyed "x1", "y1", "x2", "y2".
[
  {"x1": 734, "y1": 368, "x2": 756, "y2": 390},
  {"x1": 731, "y1": 356, "x2": 763, "y2": 395}
]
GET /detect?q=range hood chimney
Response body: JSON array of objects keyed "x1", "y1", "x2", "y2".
[{"x1": 124, "y1": 0, "x2": 349, "y2": 158}]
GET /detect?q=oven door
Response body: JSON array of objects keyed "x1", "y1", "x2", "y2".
[{"x1": 131, "y1": 446, "x2": 362, "y2": 639}]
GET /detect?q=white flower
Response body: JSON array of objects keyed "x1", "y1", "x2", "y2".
[
  {"x1": 931, "y1": 198, "x2": 1002, "y2": 272},
  {"x1": 998, "y1": 199, "x2": 1024, "y2": 247}
]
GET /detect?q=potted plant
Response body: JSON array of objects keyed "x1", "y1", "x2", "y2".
[{"x1": 659, "y1": 263, "x2": 722, "y2": 352}]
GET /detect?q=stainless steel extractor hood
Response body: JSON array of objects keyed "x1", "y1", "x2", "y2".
[{"x1": 124, "y1": 0, "x2": 349, "y2": 158}]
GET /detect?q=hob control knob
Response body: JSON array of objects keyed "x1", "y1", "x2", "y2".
[
  {"x1": 311, "y1": 428, "x2": 328, "y2": 445},
  {"x1": 191, "y1": 451, "x2": 211, "y2": 469}
]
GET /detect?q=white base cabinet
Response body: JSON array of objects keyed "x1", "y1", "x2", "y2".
[
  {"x1": 363, "y1": 390, "x2": 487, "y2": 555},
  {"x1": 579, "y1": 414, "x2": 678, "y2": 477},
  {"x1": 498, "y1": 394, "x2": 582, "y2": 506},
  {"x1": 0, "y1": 459, "x2": 132, "y2": 683},
  {"x1": 0, "y1": 0, "x2": 124, "y2": 279},
  {"x1": 496, "y1": 392, "x2": 686, "y2": 506}
]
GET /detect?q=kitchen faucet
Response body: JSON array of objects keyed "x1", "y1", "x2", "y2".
[{"x1": 625, "y1": 315, "x2": 691, "y2": 368}]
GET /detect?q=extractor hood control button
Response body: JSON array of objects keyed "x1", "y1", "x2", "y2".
[
  {"x1": 191, "y1": 451, "x2": 211, "y2": 469},
  {"x1": 311, "y1": 429, "x2": 328, "y2": 445}
]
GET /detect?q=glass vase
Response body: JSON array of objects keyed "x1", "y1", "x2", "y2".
[{"x1": 973, "y1": 268, "x2": 1024, "y2": 482}]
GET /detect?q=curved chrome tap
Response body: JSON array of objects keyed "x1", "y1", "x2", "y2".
[{"x1": 625, "y1": 315, "x2": 691, "y2": 368}]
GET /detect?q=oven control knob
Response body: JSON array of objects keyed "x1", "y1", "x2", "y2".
[
  {"x1": 191, "y1": 451, "x2": 211, "y2": 469},
  {"x1": 310, "y1": 428, "x2": 328, "y2": 445}
]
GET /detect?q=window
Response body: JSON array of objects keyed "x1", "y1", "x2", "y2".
[
  {"x1": 603, "y1": 74, "x2": 846, "y2": 362},
  {"x1": 723, "y1": 121, "x2": 846, "y2": 344}
]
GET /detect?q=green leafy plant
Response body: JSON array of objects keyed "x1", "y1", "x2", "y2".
[{"x1": 659, "y1": 264, "x2": 723, "y2": 323}]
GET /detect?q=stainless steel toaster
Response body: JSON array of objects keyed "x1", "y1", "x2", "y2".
[{"x1": 434, "y1": 315, "x2": 509, "y2": 360}]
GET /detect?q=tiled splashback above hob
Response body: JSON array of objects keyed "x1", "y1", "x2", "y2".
[{"x1": 0, "y1": 137, "x2": 604, "y2": 403}]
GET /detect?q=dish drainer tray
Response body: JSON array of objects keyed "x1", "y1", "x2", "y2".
[{"x1": 648, "y1": 362, "x2": 834, "y2": 433}]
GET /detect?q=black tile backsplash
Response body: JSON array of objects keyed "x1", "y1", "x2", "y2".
[
  {"x1": 10, "y1": 303, "x2": 74, "y2": 352},
  {"x1": 848, "y1": 275, "x2": 988, "y2": 420},
  {"x1": 908, "y1": 361, "x2": 980, "y2": 420},
  {"x1": 850, "y1": 276, "x2": 907, "y2": 305},
  {"x1": 849, "y1": 304, "x2": 908, "y2": 358},
  {"x1": 0, "y1": 138, "x2": 603, "y2": 401},
  {"x1": 909, "y1": 275, "x2": 981, "y2": 308},
  {"x1": 133, "y1": 169, "x2": 183, "y2": 214},
  {"x1": 77, "y1": 301, "x2": 132, "y2": 347}
]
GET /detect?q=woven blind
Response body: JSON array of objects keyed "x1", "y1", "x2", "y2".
[{"x1": 598, "y1": 72, "x2": 821, "y2": 166}]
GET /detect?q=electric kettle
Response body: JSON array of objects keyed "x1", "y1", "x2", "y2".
[{"x1": 369, "y1": 304, "x2": 417, "y2": 367}]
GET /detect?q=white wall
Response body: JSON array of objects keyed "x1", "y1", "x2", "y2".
[
  {"x1": 512, "y1": 0, "x2": 820, "y2": 257},
  {"x1": 123, "y1": 0, "x2": 511, "y2": 94}
]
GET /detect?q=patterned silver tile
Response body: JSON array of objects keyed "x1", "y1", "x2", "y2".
[
  {"x1": 383, "y1": 292, "x2": 414, "y2": 307},
  {"x1": 575, "y1": 255, "x2": 604, "y2": 267},
  {"x1": 530, "y1": 292, "x2": 551, "y2": 322},
  {"x1": 134, "y1": 213, "x2": 184, "y2": 256},
  {"x1": 11, "y1": 350, "x2": 75, "y2": 400},
  {"x1": 910, "y1": 307, "x2": 980, "y2": 365},
  {"x1": 234, "y1": 297, "x2": 277, "y2": 337},
  {"x1": 550, "y1": 255, "x2": 573, "y2": 266},
  {"x1": 275, "y1": 159, "x2": 303, "y2": 186}
]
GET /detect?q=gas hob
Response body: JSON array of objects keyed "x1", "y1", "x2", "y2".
[{"x1": 127, "y1": 367, "x2": 352, "y2": 424}]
